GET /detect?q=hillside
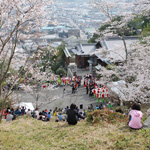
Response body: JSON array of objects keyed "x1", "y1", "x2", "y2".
[{"x1": 0, "y1": 115, "x2": 150, "y2": 150}]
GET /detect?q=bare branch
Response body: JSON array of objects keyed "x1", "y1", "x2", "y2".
[
  {"x1": 0, "y1": 21, "x2": 20, "y2": 55},
  {"x1": 0, "y1": 22, "x2": 20, "y2": 83}
]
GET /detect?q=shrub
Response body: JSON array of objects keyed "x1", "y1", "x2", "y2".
[
  {"x1": 111, "y1": 74, "x2": 120, "y2": 81},
  {"x1": 106, "y1": 64, "x2": 116, "y2": 70},
  {"x1": 27, "y1": 73, "x2": 32, "y2": 78},
  {"x1": 125, "y1": 76, "x2": 136, "y2": 83},
  {"x1": 56, "y1": 68, "x2": 66, "y2": 76},
  {"x1": 87, "y1": 109, "x2": 128, "y2": 124},
  {"x1": 96, "y1": 74, "x2": 103, "y2": 80}
]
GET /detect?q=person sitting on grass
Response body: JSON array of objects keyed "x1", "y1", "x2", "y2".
[
  {"x1": 99, "y1": 103, "x2": 103, "y2": 110},
  {"x1": 58, "y1": 113, "x2": 64, "y2": 121},
  {"x1": 14, "y1": 108, "x2": 21, "y2": 116},
  {"x1": 38, "y1": 112, "x2": 43, "y2": 120},
  {"x1": 21, "y1": 106, "x2": 26, "y2": 115},
  {"x1": 47, "y1": 111, "x2": 51, "y2": 121},
  {"x1": 66, "y1": 103, "x2": 85, "y2": 125},
  {"x1": 128, "y1": 103, "x2": 143, "y2": 130},
  {"x1": 56, "y1": 112, "x2": 65, "y2": 122},
  {"x1": 6, "y1": 111, "x2": 13, "y2": 122},
  {"x1": 34, "y1": 108, "x2": 39, "y2": 120},
  {"x1": 26, "y1": 109, "x2": 32, "y2": 117},
  {"x1": 95, "y1": 105, "x2": 99, "y2": 110}
]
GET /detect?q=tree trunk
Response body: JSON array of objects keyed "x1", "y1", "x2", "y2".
[
  {"x1": 36, "y1": 98, "x2": 38, "y2": 109},
  {"x1": 122, "y1": 36, "x2": 128, "y2": 63},
  {"x1": 0, "y1": 83, "x2": 3, "y2": 123},
  {"x1": 120, "y1": 100, "x2": 124, "y2": 106}
]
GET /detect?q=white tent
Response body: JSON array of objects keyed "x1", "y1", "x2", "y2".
[{"x1": 14, "y1": 102, "x2": 34, "y2": 111}]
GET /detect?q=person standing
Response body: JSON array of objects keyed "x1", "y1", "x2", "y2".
[
  {"x1": 86, "y1": 84, "x2": 88, "y2": 94},
  {"x1": 72, "y1": 84, "x2": 76, "y2": 94}
]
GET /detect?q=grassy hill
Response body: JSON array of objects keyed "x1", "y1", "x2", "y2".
[{"x1": 0, "y1": 113, "x2": 150, "y2": 150}]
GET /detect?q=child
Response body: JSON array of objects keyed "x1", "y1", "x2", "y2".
[{"x1": 128, "y1": 103, "x2": 143, "y2": 129}]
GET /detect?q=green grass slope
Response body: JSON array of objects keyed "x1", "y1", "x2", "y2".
[{"x1": 0, "y1": 115, "x2": 150, "y2": 150}]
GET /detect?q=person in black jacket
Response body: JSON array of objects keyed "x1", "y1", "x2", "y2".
[{"x1": 66, "y1": 104, "x2": 85, "y2": 125}]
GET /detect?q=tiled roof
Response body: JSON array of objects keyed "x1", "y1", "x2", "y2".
[{"x1": 63, "y1": 48, "x2": 71, "y2": 58}]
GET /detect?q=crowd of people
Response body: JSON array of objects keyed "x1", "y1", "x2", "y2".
[
  {"x1": 2, "y1": 107, "x2": 27, "y2": 122},
  {"x1": 2, "y1": 102, "x2": 150, "y2": 129},
  {"x1": 84, "y1": 74, "x2": 96, "y2": 96},
  {"x1": 2, "y1": 103, "x2": 86, "y2": 125},
  {"x1": 33, "y1": 104, "x2": 86, "y2": 125},
  {"x1": 83, "y1": 74, "x2": 108, "y2": 98},
  {"x1": 71, "y1": 75, "x2": 81, "y2": 94}
]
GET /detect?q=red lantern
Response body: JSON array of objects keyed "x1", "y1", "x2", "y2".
[
  {"x1": 102, "y1": 94, "x2": 104, "y2": 98},
  {"x1": 93, "y1": 89, "x2": 96, "y2": 94},
  {"x1": 97, "y1": 93, "x2": 99, "y2": 98},
  {"x1": 107, "y1": 94, "x2": 109, "y2": 97}
]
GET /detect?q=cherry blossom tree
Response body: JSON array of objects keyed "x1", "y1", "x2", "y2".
[
  {"x1": 96, "y1": 37, "x2": 150, "y2": 104},
  {"x1": 0, "y1": 0, "x2": 53, "y2": 122},
  {"x1": 133, "y1": 0, "x2": 150, "y2": 17},
  {"x1": 120, "y1": 37, "x2": 150, "y2": 103},
  {"x1": 90, "y1": 0, "x2": 140, "y2": 62},
  {"x1": 90, "y1": 0, "x2": 150, "y2": 104}
]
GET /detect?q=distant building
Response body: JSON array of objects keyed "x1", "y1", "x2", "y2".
[
  {"x1": 98, "y1": 36, "x2": 138, "y2": 65},
  {"x1": 63, "y1": 36, "x2": 139, "y2": 71},
  {"x1": 38, "y1": 34, "x2": 62, "y2": 43},
  {"x1": 68, "y1": 29, "x2": 80, "y2": 38},
  {"x1": 63, "y1": 42, "x2": 105, "y2": 69},
  {"x1": 73, "y1": 42, "x2": 102, "y2": 68},
  {"x1": 59, "y1": 30, "x2": 68, "y2": 38},
  {"x1": 63, "y1": 48, "x2": 71, "y2": 66}
]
